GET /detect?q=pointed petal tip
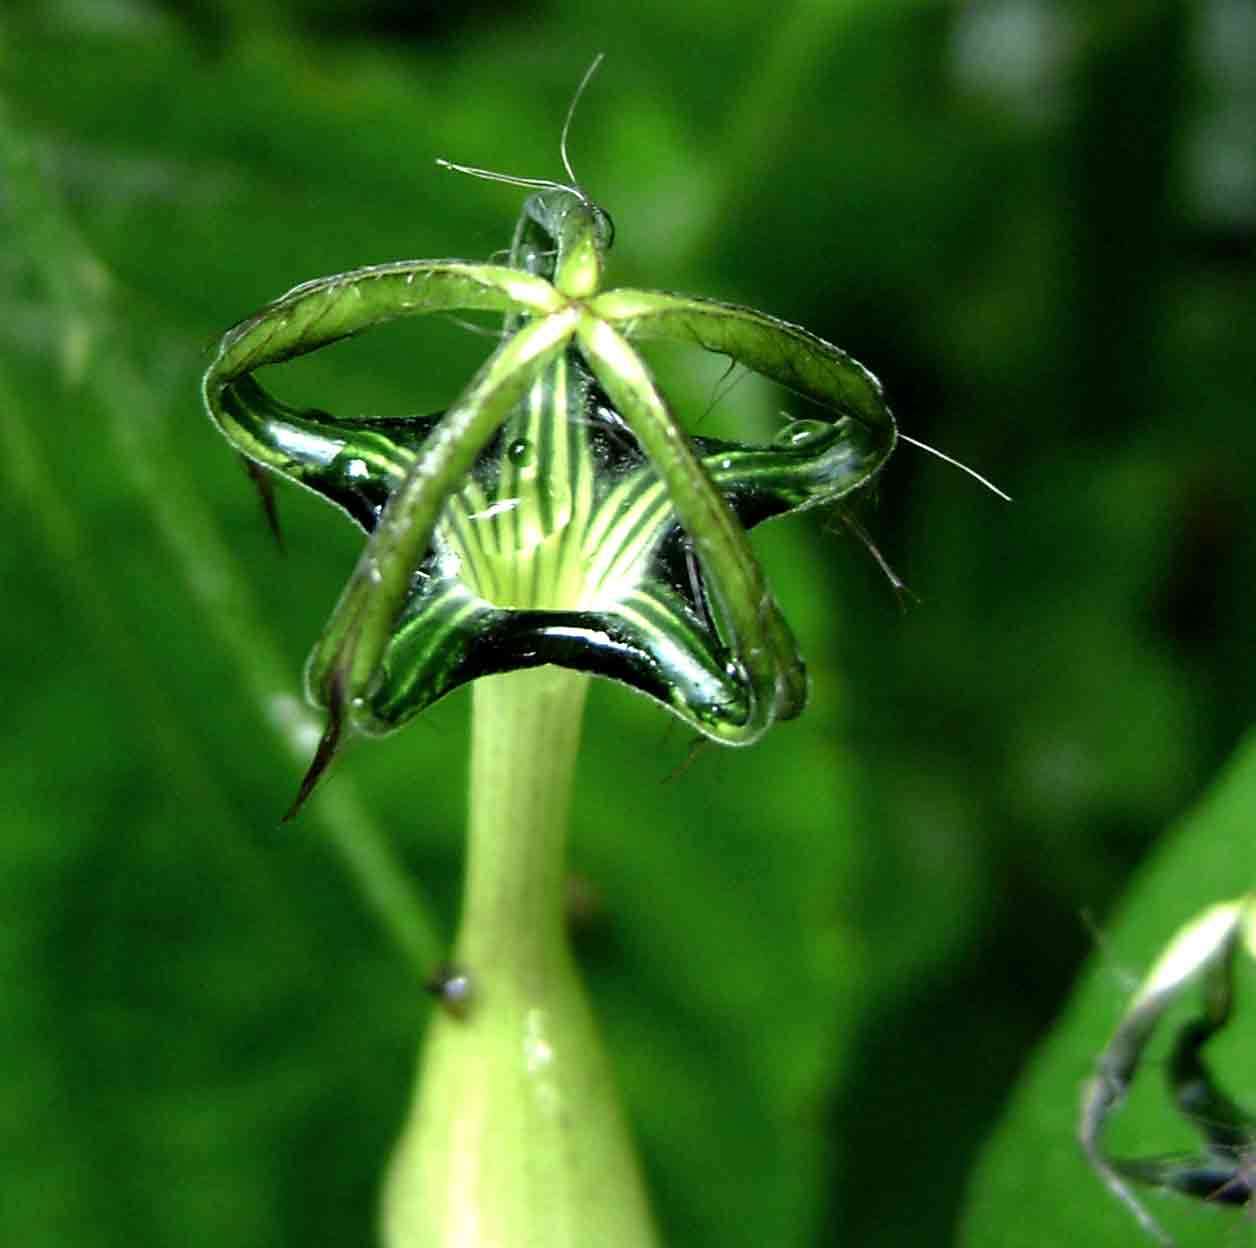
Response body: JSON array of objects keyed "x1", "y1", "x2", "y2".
[
  {"x1": 280, "y1": 678, "x2": 347, "y2": 823},
  {"x1": 241, "y1": 456, "x2": 286, "y2": 554}
]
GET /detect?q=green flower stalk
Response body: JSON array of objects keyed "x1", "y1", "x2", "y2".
[
  {"x1": 381, "y1": 666, "x2": 659, "y2": 1246},
  {"x1": 202, "y1": 157, "x2": 895, "y2": 1244}
]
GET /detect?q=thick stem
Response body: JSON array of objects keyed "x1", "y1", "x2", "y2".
[{"x1": 382, "y1": 667, "x2": 659, "y2": 1248}]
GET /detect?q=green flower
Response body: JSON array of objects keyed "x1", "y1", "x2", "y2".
[{"x1": 203, "y1": 186, "x2": 895, "y2": 811}]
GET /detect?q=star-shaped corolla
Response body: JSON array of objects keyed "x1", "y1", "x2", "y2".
[{"x1": 203, "y1": 189, "x2": 896, "y2": 811}]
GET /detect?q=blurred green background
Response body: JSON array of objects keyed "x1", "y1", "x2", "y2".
[{"x1": 2, "y1": 1, "x2": 1253, "y2": 1245}]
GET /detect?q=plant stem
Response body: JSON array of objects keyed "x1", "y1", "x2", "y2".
[{"x1": 382, "y1": 666, "x2": 659, "y2": 1248}]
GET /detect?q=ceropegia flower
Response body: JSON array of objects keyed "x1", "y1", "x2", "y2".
[
  {"x1": 1081, "y1": 897, "x2": 1256, "y2": 1244},
  {"x1": 202, "y1": 186, "x2": 896, "y2": 812}
]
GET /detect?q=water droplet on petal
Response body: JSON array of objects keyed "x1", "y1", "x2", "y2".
[{"x1": 774, "y1": 419, "x2": 830, "y2": 449}]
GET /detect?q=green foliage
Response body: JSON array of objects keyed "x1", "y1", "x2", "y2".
[{"x1": 2, "y1": 2, "x2": 1253, "y2": 1246}]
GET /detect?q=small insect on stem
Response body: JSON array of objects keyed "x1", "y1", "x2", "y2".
[{"x1": 425, "y1": 963, "x2": 474, "y2": 1020}]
